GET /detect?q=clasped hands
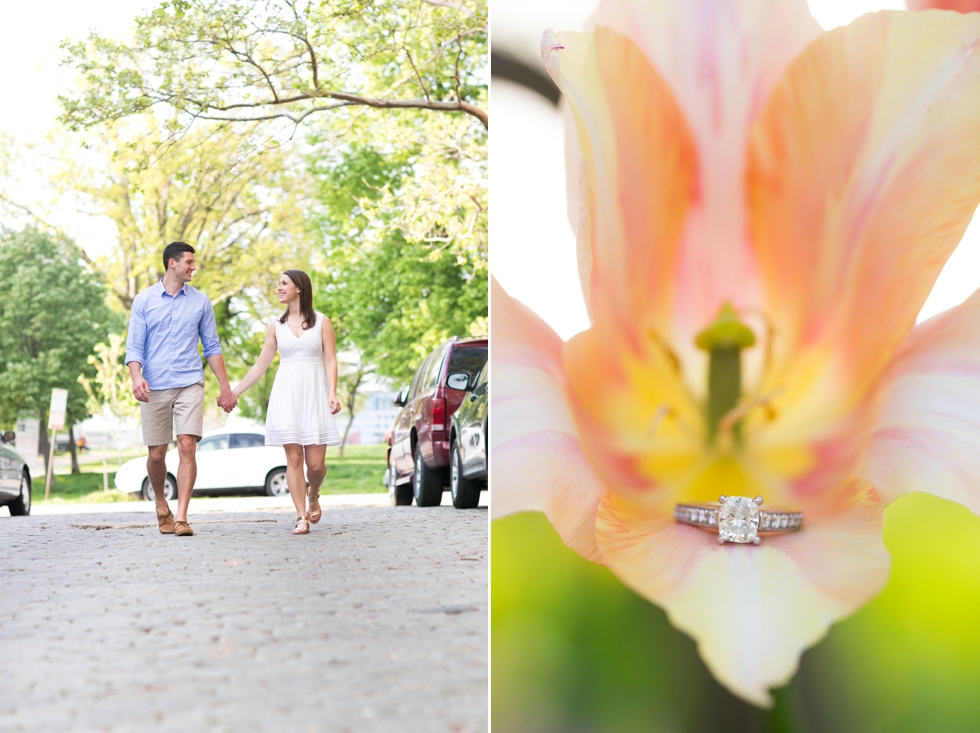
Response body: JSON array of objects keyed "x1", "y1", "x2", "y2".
[{"x1": 217, "y1": 388, "x2": 238, "y2": 414}]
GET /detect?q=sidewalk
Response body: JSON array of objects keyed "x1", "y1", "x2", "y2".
[
  {"x1": 6, "y1": 491, "x2": 485, "y2": 517},
  {"x1": 1, "y1": 503, "x2": 488, "y2": 731}
]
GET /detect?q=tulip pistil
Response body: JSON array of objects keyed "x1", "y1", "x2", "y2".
[{"x1": 695, "y1": 302, "x2": 756, "y2": 443}]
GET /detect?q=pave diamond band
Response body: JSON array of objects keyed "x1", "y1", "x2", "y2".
[{"x1": 674, "y1": 496, "x2": 803, "y2": 545}]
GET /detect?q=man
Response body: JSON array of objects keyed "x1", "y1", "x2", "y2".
[{"x1": 125, "y1": 242, "x2": 237, "y2": 536}]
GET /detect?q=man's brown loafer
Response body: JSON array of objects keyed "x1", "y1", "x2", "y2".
[
  {"x1": 157, "y1": 510, "x2": 176, "y2": 534},
  {"x1": 174, "y1": 520, "x2": 194, "y2": 537}
]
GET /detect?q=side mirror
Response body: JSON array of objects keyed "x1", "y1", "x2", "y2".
[
  {"x1": 2, "y1": 430, "x2": 14, "y2": 443},
  {"x1": 393, "y1": 389, "x2": 408, "y2": 408},
  {"x1": 446, "y1": 373, "x2": 470, "y2": 391}
]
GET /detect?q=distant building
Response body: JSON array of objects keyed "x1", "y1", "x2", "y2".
[{"x1": 343, "y1": 392, "x2": 399, "y2": 445}]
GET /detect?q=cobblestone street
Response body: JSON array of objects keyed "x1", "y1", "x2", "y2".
[{"x1": 0, "y1": 505, "x2": 487, "y2": 732}]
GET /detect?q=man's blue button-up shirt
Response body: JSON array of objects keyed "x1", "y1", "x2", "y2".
[{"x1": 125, "y1": 281, "x2": 223, "y2": 390}]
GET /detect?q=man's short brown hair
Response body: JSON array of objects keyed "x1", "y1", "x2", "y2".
[{"x1": 163, "y1": 242, "x2": 195, "y2": 271}]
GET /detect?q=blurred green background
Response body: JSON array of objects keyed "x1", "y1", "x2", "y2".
[{"x1": 492, "y1": 493, "x2": 980, "y2": 732}]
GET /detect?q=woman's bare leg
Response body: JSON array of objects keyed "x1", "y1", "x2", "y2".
[
  {"x1": 304, "y1": 444, "x2": 327, "y2": 522},
  {"x1": 283, "y1": 444, "x2": 307, "y2": 519}
]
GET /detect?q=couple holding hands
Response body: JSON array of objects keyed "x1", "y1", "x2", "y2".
[{"x1": 125, "y1": 242, "x2": 342, "y2": 537}]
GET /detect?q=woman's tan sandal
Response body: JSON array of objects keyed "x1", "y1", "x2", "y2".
[
  {"x1": 174, "y1": 520, "x2": 194, "y2": 537},
  {"x1": 293, "y1": 516, "x2": 310, "y2": 535},
  {"x1": 307, "y1": 488, "x2": 322, "y2": 524},
  {"x1": 157, "y1": 510, "x2": 176, "y2": 534}
]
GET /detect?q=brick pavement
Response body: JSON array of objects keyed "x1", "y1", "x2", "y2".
[{"x1": 0, "y1": 506, "x2": 487, "y2": 732}]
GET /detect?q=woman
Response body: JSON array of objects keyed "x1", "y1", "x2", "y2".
[{"x1": 233, "y1": 269, "x2": 342, "y2": 534}]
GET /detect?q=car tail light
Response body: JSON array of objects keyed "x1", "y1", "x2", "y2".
[{"x1": 432, "y1": 398, "x2": 446, "y2": 432}]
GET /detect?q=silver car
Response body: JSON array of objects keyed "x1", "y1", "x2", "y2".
[{"x1": 0, "y1": 430, "x2": 31, "y2": 516}]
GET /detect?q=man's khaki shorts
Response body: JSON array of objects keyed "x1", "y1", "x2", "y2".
[{"x1": 140, "y1": 380, "x2": 205, "y2": 446}]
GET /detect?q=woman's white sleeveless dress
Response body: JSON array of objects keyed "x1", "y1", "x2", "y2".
[{"x1": 264, "y1": 312, "x2": 341, "y2": 447}]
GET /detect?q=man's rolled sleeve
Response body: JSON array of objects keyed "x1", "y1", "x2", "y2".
[
  {"x1": 125, "y1": 296, "x2": 146, "y2": 366},
  {"x1": 199, "y1": 301, "x2": 223, "y2": 358}
]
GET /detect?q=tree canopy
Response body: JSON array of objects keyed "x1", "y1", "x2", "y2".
[
  {"x1": 31, "y1": 0, "x2": 488, "y2": 420},
  {"x1": 53, "y1": 120, "x2": 309, "y2": 312},
  {"x1": 310, "y1": 111, "x2": 486, "y2": 385},
  {"x1": 58, "y1": 0, "x2": 488, "y2": 135},
  {"x1": 0, "y1": 227, "x2": 115, "y2": 462}
]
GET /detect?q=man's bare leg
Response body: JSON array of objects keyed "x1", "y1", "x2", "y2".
[
  {"x1": 146, "y1": 444, "x2": 170, "y2": 517},
  {"x1": 175, "y1": 434, "x2": 198, "y2": 523}
]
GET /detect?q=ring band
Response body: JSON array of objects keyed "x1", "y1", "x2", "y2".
[{"x1": 674, "y1": 495, "x2": 803, "y2": 545}]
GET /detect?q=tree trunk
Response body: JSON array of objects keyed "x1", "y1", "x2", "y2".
[
  {"x1": 338, "y1": 369, "x2": 366, "y2": 458},
  {"x1": 38, "y1": 412, "x2": 55, "y2": 488},
  {"x1": 340, "y1": 413, "x2": 355, "y2": 458},
  {"x1": 68, "y1": 424, "x2": 80, "y2": 474}
]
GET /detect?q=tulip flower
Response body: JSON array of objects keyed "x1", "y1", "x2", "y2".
[{"x1": 493, "y1": 0, "x2": 980, "y2": 706}]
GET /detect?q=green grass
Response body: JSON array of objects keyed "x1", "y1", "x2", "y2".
[
  {"x1": 319, "y1": 444, "x2": 387, "y2": 494},
  {"x1": 35, "y1": 443, "x2": 386, "y2": 504},
  {"x1": 34, "y1": 471, "x2": 134, "y2": 504}
]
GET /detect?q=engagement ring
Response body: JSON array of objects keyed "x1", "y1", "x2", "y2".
[{"x1": 673, "y1": 496, "x2": 803, "y2": 545}]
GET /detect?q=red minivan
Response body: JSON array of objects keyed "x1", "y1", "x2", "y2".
[{"x1": 387, "y1": 337, "x2": 488, "y2": 506}]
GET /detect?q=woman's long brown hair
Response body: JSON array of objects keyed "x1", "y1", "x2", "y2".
[{"x1": 279, "y1": 269, "x2": 316, "y2": 330}]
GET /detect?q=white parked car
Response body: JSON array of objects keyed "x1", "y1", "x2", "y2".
[{"x1": 114, "y1": 429, "x2": 290, "y2": 500}]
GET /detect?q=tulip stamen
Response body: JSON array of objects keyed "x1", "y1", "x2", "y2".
[
  {"x1": 695, "y1": 302, "x2": 756, "y2": 444},
  {"x1": 736, "y1": 307, "x2": 776, "y2": 392},
  {"x1": 715, "y1": 390, "x2": 784, "y2": 452},
  {"x1": 647, "y1": 404, "x2": 672, "y2": 438}
]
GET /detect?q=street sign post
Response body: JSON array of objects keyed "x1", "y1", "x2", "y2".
[{"x1": 45, "y1": 388, "x2": 68, "y2": 501}]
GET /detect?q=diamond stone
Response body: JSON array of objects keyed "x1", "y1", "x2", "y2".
[{"x1": 718, "y1": 496, "x2": 761, "y2": 544}]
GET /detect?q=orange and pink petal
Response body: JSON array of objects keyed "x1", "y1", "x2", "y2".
[
  {"x1": 861, "y1": 287, "x2": 980, "y2": 517},
  {"x1": 491, "y1": 277, "x2": 606, "y2": 562},
  {"x1": 590, "y1": 0, "x2": 821, "y2": 347},
  {"x1": 543, "y1": 28, "x2": 698, "y2": 347},
  {"x1": 907, "y1": 0, "x2": 980, "y2": 11},
  {"x1": 748, "y1": 10, "x2": 980, "y2": 411}
]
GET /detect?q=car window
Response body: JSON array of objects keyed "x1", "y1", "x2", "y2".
[
  {"x1": 446, "y1": 346, "x2": 488, "y2": 387},
  {"x1": 408, "y1": 355, "x2": 430, "y2": 400},
  {"x1": 474, "y1": 367, "x2": 488, "y2": 394},
  {"x1": 423, "y1": 345, "x2": 450, "y2": 391},
  {"x1": 198, "y1": 435, "x2": 229, "y2": 452},
  {"x1": 230, "y1": 433, "x2": 265, "y2": 449}
]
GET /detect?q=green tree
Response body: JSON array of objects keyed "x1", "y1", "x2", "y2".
[
  {"x1": 53, "y1": 120, "x2": 309, "y2": 313},
  {"x1": 0, "y1": 227, "x2": 116, "y2": 478},
  {"x1": 310, "y1": 113, "x2": 486, "y2": 386},
  {"x1": 214, "y1": 296, "x2": 282, "y2": 421},
  {"x1": 49, "y1": 119, "x2": 312, "y2": 416},
  {"x1": 315, "y1": 232, "x2": 486, "y2": 385},
  {"x1": 335, "y1": 356, "x2": 372, "y2": 456},
  {"x1": 78, "y1": 333, "x2": 140, "y2": 422},
  {"x1": 59, "y1": 0, "x2": 488, "y2": 134}
]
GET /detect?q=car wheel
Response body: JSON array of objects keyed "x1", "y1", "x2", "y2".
[
  {"x1": 9, "y1": 472, "x2": 31, "y2": 516},
  {"x1": 142, "y1": 474, "x2": 177, "y2": 502},
  {"x1": 265, "y1": 468, "x2": 289, "y2": 497},
  {"x1": 388, "y1": 463, "x2": 413, "y2": 506},
  {"x1": 450, "y1": 442, "x2": 481, "y2": 509},
  {"x1": 412, "y1": 444, "x2": 444, "y2": 507}
]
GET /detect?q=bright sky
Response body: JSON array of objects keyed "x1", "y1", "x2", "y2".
[
  {"x1": 0, "y1": 0, "x2": 160, "y2": 259},
  {"x1": 491, "y1": 0, "x2": 980, "y2": 339}
]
